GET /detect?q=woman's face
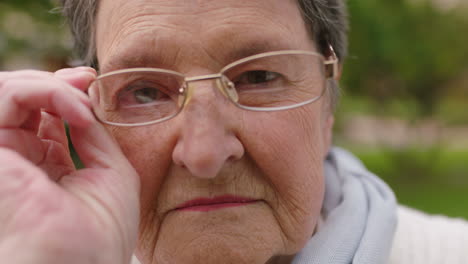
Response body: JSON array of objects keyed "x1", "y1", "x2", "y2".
[{"x1": 95, "y1": 0, "x2": 334, "y2": 263}]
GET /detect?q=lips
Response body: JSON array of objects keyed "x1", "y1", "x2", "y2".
[{"x1": 174, "y1": 195, "x2": 258, "y2": 212}]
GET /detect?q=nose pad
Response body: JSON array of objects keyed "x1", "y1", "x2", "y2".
[
  {"x1": 178, "y1": 83, "x2": 191, "y2": 107},
  {"x1": 217, "y1": 76, "x2": 239, "y2": 103}
]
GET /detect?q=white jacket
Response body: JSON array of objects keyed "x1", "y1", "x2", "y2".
[{"x1": 389, "y1": 206, "x2": 468, "y2": 264}]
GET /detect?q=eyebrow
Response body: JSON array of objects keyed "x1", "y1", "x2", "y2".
[
  {"x1": 101, "y1": 38, "x2": 296, "y2": 74},
  {"x1": 224, "y1": 39, "x2": 296, "y2": 62},
  {"x1": 101, "y1": 48, "x2": 175, "y2": 73}
]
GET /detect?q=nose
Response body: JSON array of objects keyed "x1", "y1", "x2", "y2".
[{"x1": 172, "y1": 79, "x2": 244, "y2": 179}]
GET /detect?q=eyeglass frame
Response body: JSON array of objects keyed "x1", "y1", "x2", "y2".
[{"x1": 89, "y1": 46, "x2": 339, "y2": 127}]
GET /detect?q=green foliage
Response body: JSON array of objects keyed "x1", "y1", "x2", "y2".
[
  {"x1": 0, "y1": 0, "x2": 68, "y2": 70},
  {"x1": 335, "y1": 94, "x2": 468, "y2": 128},
  {"x1": 436, "y1": 98, "x2": 468, "y2": 125},
  {"x1": 351, "y1": 146, "x2": 468, "y2": 219},
  {"x1": 0, "y1": 0, "x2": 59, "y2": 20},
  {"x1": 343, "y1": 0, "x2": 468, "y2": 116}
]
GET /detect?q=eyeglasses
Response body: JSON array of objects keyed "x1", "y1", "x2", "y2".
[{"x1": 88, "y1": 48, "x2": 339, "y2": 127}]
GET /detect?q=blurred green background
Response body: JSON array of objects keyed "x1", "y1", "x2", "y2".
[{"x1": 1, "y1": 0, "x2": 467, "y2": 218}]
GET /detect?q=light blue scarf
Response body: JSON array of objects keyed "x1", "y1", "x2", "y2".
[{"x1": 292, "y1": 147, "x2": 397, "y2": 264}]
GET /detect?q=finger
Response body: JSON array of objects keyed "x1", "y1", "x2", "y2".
[
  {"x1": 37, "y1": 112, "x2": 76, "y2": 181},
  {"x1": 38, "y1": 141, "x2": 75, "y2": 182},
  {"x1": 55, "y1": 67, "x2": 97, "y2": 92},
  {"x1": 0, "y1": 148, "x2": 50, "y2": 201},
  {"x1": 67, "y1": 121, "x2": 140, "y2": 243},
  {"x1": 0, "y1": 70, "x2": 92, "y2": 103},
  {"x1": 0, "y1": 67, "x2": 95, "y2": 84},
  {"x1": 0, "y1": 70, "x2": 53, "y2": 82},
  {"x1": 68, "y1": 119, "x2": 130, "y2": 170},
  {"x1": 0, "y1": 148, "x2": 49, "y2": 228},
  {"x1": 55, "y1": 66, "x2": 97, "y2": 76},
  {"x1": 0, "y1": 69, "x2": 94, "y2": 132},
  {"x1": 0, "y1": 79, "x2": 93, "y2": 129},
  {"x1": 20, "y1": 109, "x2": 41, "y2": 133},
  {"x1": 0, "y1": 128, "x2": 73, "y2": 182},
  {"x1": 38, "y1": 111, "x2": 70, "y2": 152},
  {"x1": 0, "y1": 70, "x2": 90, "y2": 102},
  {"x1": 0, "y1": 129, "x2": 45, "y2": 164}
]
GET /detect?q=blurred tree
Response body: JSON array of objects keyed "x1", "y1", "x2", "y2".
[
  {"x1": 0, "y1": 0, "x2": 69, "y2": 70},
  {"x1": 342, "y1": 0, "x2": 468, "y2": 117}
]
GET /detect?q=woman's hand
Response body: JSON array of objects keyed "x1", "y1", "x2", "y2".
[{"x1": 0, "y1": 68, "x2": 140, "y2": 264}]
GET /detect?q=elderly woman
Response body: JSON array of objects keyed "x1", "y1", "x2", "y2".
[{"x1": 0, "y1": 0, "x2": 467, "y2": 263}]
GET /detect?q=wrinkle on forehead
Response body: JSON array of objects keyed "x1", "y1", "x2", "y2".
[{"x1": 96, "y1": 0, "x2": 315, "y2": 73}]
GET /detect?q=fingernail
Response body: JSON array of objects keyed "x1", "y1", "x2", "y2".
[
  {"x1": 75, "y1": 67, "x2": 97, "y2": 75},
  {"x1": 55, "y1": 67, "x2": 97, "y2": 76},
  {"x1": 55, "y1": 68, "x2": 77, "y2": 75}
]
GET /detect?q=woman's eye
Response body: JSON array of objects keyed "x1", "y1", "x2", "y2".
[
  {"x1": 238, "y1": 71, "x2": 280, "y2": 85},
  {"x1": 133, "y1": 87, "x2": 160, "y2": 104},
  {"x1": 118, "y1": 85, "x2": 170, "y2": 108}
]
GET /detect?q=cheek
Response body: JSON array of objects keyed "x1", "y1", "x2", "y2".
[
  {"x1": 107, "y1": 125, "x2": 175, "y2": 219},
  {"x1": 240, "y1": 107, "x2": 326, "y2": 250},
  {"x1": 242, "y1": 106, "x2": 326, "y2": 191}
]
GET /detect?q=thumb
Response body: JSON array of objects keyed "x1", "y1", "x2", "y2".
[
  {"x1": 69, "y1": 119, "x2": 140, "y2": 193},
  {"x1": 67, "y1": 121, "x2": 140, "y2": 264}
]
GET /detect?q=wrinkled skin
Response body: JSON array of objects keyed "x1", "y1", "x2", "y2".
[
  {"x1": 0, "y1": 0, "x2": 335, "y2": 264},
  {"x1": 96, "y1": 0, "x2": 334, "y2": 263}
]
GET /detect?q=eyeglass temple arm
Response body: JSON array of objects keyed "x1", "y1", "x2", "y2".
[{"x1": 324, "y1": 45, "x2": 339, "y2": 79}]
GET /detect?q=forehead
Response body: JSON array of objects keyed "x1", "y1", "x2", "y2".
[{"x1": 96, "y1": 0, "x2": 315, "y2": 72}]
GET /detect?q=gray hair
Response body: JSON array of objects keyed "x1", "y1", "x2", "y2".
[{"x1": 60, "y1": 0, "x2": 348, "y2": 109}]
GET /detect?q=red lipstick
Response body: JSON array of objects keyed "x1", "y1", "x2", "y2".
[{"x1": 175, "y1": 195, "x2": 258, "y2": 212}]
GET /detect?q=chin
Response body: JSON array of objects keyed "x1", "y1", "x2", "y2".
[
  {"x1": 154, "y1": 238, "x2": 275, "y2": 264},
  {"x1": 139, "y1": 204, "x2": 288, "y2": 264}
]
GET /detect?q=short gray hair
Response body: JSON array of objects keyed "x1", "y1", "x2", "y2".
[{"x1": 60, "y1": 0, "x2": 348, "y2": 109}]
